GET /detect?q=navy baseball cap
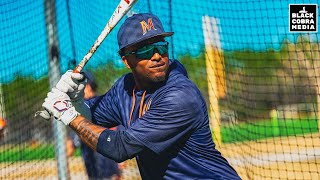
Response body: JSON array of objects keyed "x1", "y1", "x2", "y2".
[{"x1": 117, "y1": 13, "x2": 174, "y2": 50}]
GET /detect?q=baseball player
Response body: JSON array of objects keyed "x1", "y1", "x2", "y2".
[{"x1": 40, "y1": 13, "x2": 241, "y2": 179}]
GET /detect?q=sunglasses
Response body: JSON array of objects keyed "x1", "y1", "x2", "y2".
[{"x1": 124, "y1": 41, "x2": 169, "y2": 59}]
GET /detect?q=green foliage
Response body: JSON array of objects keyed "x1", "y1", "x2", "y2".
[
  {"x1": 88, "y1": 61, "x2": 130, "y2": 96},
  {"x1": 222, "y1": 36, "x2": 318, "y2": 120},
  {"x1": 3, "y1": 75, "x2": 49, "y2": 121},
  {"x1": 2, "y1": 76, "x2": 50, "y2": 142},
  {"x1": 179, "y1": 52, "x2": 209, "y2": 103}
]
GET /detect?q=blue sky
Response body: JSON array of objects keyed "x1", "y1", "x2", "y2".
[{"x1": 0, "y1": 0, "x2": 319, "y2": 83}]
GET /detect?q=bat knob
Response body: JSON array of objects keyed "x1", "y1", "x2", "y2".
[{"x1": 35, "y1": 109, "x2": 51, "y2": 120}]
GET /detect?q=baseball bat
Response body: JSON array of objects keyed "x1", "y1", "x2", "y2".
[
  {"x1": 36, "y1": 0, "x2": 138, "y2": 119},
  {"x1": 74, "y1": 0, "x2": 138, "y2": 73}
]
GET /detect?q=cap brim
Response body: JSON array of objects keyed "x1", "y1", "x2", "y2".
[{"x1": 121, "y1": 32, "x2": 174, "y2": 50}]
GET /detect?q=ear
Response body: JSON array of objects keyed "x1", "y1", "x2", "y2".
[{"x1": 122, "y1": 56, "x2": 131, "y2": 69}]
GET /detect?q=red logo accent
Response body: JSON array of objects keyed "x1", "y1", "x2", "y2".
[
  {"x1": 124, "y1": 0, "x2": 130, "y2": 4},
  {"x1": 53, "y1": 100, "x2": 69, "y2": 112},
  {"x1": 117, "y1": 5, "x2": 122, "y2": 13}
]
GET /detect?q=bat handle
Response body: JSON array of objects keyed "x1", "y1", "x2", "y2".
[{"x1": 73, "y1": 65, "x2": 82, "y2": 73}]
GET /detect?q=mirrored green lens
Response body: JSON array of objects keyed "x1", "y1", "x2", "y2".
[
  {"x1": 125, "y1": 42, "x2": 169, "y2": 59},
  {"x1": 135, "y1": 46, "x2": 155, "y2": 59}
]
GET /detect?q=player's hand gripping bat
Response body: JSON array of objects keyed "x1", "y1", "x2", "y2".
[{"x1": 35, "y1": 0, "x2": 138, "y2": 119}]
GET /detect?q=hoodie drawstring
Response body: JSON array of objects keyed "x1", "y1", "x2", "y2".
[{"x1": 128, "y1": 86, "x2": 152, "y2": 127}]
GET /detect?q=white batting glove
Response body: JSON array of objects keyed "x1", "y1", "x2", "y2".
[
  {"x1": 56, "y1": 70, "x2": 92, "y2": 120},
  {"x1": 42, "y1": 88, "x2": 79, "y2": 125},
  {"x1": 55, "y1": 70, "x2": 87, "y2": 102}
]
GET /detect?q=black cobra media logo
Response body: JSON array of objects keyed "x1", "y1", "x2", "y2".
[{"x1": 289, "y1": 4, "x2": 318, "y2": 32}]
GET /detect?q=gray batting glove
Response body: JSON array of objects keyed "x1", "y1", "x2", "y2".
[
  {"x1": 55, "y1": 70, "x2": 87, "y2": 102},
  {"x1": 42, "y1": 88, "x2": 79, "y2": 125}
]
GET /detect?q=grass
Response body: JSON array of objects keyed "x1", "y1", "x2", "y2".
[
  {"x1": 220, "y1": 117, "x2": 318, "y2": 143},
  {"x1": 0, "y1": 144, "x2": 55, "y2": 162},
  {"x1": 0, "y1": 144, "x2": 81, "y2": 162},
  {"x1": 0, "y1": 118, "x2": 318, "y2": 162}
]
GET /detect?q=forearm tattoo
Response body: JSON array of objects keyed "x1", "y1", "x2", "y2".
[{"x1": 69, "y1": 116, "x2": 106, "y2": 151}]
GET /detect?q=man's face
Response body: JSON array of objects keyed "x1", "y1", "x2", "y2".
[{"x1": 122, "y1": 37, "x2": 170, "y2": 88}]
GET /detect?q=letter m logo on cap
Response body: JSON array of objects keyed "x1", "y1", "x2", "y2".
[{"x1": 140, "y1": 18, "x2": 157, "y2": 35}]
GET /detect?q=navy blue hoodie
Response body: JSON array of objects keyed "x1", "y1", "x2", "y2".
[{"x1": 86, "y1": 60, "x2": 241, "y2": 180}]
